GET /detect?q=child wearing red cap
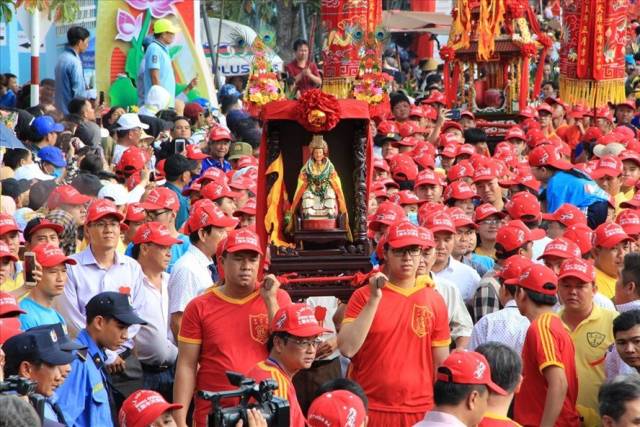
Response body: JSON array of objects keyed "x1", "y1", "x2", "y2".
[
  {"x1": 119, "y1": 390, "x2": 182, "y2": 427},
  {"x1": 512, "y1": 264, "x2": 581, "y2": 427},
  {"x1": 339, "y1": 221, "x2": 450, "y2": 426}
]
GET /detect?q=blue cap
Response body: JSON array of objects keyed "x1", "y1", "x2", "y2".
[
  {"x1": 627, "y1": 54, "x2": 635, "y2": 65},
  {"x1": 218, "y1": 83, "x2": 241, "y2": 99},
  {"x1": 38, "y1": 146, "x2": 66, "y2": 168},
  {"x1": 27, "y1": 323, "x2": 87, "y2": 352},
  {"x1": 86, "y1": 291, "x2": 147, "y2": 326},
  {"x1": 31, "y1": 115, "x2": 64, "y2": 138},
  {"x1": 3, "y1": 329, "x2": 75, "y2": 369}
]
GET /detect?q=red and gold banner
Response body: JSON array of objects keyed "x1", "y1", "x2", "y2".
[
  {"x1": 560, "y1": 0, "x2": 628, "y2": 106},
  {"x1": 320, "y1": 0, "x2": 382, "y2": 98}
]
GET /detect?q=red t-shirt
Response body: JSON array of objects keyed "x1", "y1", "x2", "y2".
[
  {"x1": 285, "y1": 61, "x2": 320, "y2": 94},
  {"x1": 247, "y1": 359, "x2": 305, "y2": 427},
  {"x1": 479, "y1": 414, "x2": 522, "y2": 426},
  {"x1": 178, "y1": 287, "x2": 292, "y2": 426},
  {"x1": 514, "y1": 312, "x2": 580, "y2": 427},
  {"x1": 343, "y1": 281, "x2": 450, "y2": 413}
]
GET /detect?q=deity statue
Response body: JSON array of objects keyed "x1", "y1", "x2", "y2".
[{"x1": 286, "y1": 135, "x2": 350, "y2": 236}]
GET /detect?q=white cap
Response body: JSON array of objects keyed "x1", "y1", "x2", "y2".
[
  {"x1": 98, "y1": 183, "x2": 129, "y2": 206},
  {"x1": 593, "y1": 143, "x2": 626, "y2": 158},
  {"x1": 13, "y1": 163, "x2": 54, "y2": 181},
  {"x1": 115, "y1": 113, "x2": 149, "y2": 131}
]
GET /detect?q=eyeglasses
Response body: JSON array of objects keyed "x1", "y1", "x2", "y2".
[
  {"x1": 90, "y1": 220, "x2": 120, "y2": 229},
  {"x1": 147, "y1": 209, "x2": 171, "y2": 219},
  {"x1": 390, "y1": 246, "x2": 422, "y2": 257},
  {"x1": 479, "y1": 219, "x2": 501, "y2": 226},
  {"x1": 288, "y1": 337, "x2": 322, "y2": 348}
]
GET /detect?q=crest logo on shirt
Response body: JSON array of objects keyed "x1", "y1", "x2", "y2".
[
  {"x1": 249, "y1": 314, "x2": 269, "y2": 344},
  {"x1": 587, "y1": 331, "x2": 606, "y2": 348},
  {"x1": 411, "y1": 304, "x2": 433, "y2": 338}
]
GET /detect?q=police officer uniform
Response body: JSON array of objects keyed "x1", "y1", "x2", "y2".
[{"x1": 54, "y1": 292, "x2": 147, "y2": 427}]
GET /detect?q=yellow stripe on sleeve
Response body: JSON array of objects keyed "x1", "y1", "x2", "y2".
[
  {"x1": 539, "y1": 314, "x2": 558, "y2": 364},
  {"x1": 177, "y1": 335, "x2": 202, "y2": 344}
]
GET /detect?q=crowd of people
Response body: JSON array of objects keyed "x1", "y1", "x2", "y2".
[{"x1": 2, "y1": 18, "x2": 640, "y2": 427}]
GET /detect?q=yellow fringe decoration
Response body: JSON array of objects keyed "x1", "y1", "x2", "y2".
[
  {"x1": 559, "y1": 77, "x2": 626, "y2": 107},
  {"x1": 264, "y1": 154, "x2": 294, "y2": 248},
  {"x1": 322, "y1": 78, "x2": 353, "y2": 99}
]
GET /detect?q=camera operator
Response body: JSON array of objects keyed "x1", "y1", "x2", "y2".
[
  {"x1": 246, "y1": 303, "x2": 330, "y2": 427},
  {"x1": 174, "y1": 228, "x2": 291, "y2": 427},
  {"x1": 2, "y1": 329, "x2": 75, "y2": 425}
]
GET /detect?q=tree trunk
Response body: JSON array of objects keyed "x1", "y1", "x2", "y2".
[{"x1": 275, "y1": 0, "x2": 298, "y2": 64}]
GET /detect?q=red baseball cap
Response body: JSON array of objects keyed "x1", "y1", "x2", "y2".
[
  {"x1": 140, "y1": 187, "x2": 180, "y2": 212},
  {"x1": 621, "y1": 150, "x2": 640, "y2": 167},
  {"x1": 119, "y1": 390, "x2": 182, "y2": 427},
  {"x1": 195, "y1": 167, "x2": 228, "y2": 185},
  {"x1": 33, "y1": 243, "x2": 77, "y2": 267},
  {"x1": 537, "y1": 104, "x2": 553, "y2": 115},
  {"x1": 505, "y1": 126, "x2": 526, "y2": 141},
  {"x1": 183, "y1": 102, "x2": 204, "y2": 121},
  {"x1": 591, "y1": 155, "x2": 623, "y2": 179},
  {"x1": 421, "y1": 104, "x2": 438, "y2": 121},
  {"x1": 385, "y1": 221, "x2": 426, "y2": 248},
  {"x1": 201, "y1": 182, "x2": 239, "y2": 201},
  {"x1": 414, "y1": 151, "x2": 436, "y2": 169},
  {"x1": 440, "y1": 143, "x2": 459, "y2": 159},
  {"x1": 516, "y1": 264, "x2": 558, "y2": 296},
  {"x1": 437, "y1": 351, "x2": 507, "y2": 395},
  {"x1": 472, "y1": 165, "x2": 498, "y2": 183},
  {"x1": 447, "y1": 207, "x2": 476, "y2": 229},
  {"x1": 594, "y1": 222, "x2": 633, "y2": 248},
  {"x1": 377, "y1": 120, "x2": 400, "y2": 135},
  {"x1": 558, "y1": 257, "x2": 595, "y2": 283},
  {"x1": 234, "y1": 198, "x2": 257, "y2": 217},
  {"x1": 410, "y1": 105, "x2": 426, "y2": 118},
  {"x1": 220, "y1": 227, "x2": 263, "y2": 256},
  {"x1": 496, "y1": 255, "x2": 533, "y2": 282},
  {"x1": 0, "y1": 214, "x2": 19, "y2": 236},
  {"x1": 621, "y1": 191, "x2": 640, "y2": 209},
  {"x1": 125, "y1": 203, "x2": 146, "y2": 222},
  {"x1": 448, "y1": 160, "x2": 475, "y2": 181},
  {"x1": 399, "y1": 121, "x2": 427, "y2": 138},
  {"x1": 423, "y1": 90, "x2": 446, "y2": 105},
  {"x1": 181, "y1": 182, "x2": 202, "y2": 197},
  {"x1": 442, "y1": 121, "x2": 463, "y2": 133},
  {"x1": 474, "y1": 203, "x2": 506, "y2": 222},
  {"x1": 444, "y1": 181, "x2": 478, "y2": 202},
  {"x1": 390, "y1": 190, "x2": 421, "y2": 206},
  {"x1": 396, "y1": 136, "x2": 420, "y2": 148},
  {"x1": 496, "y1": 220, "x2": 545, "y2": 252},
  {"x1": 528, "y1": 144, "x2": 572, "y2": 171},
  {"x1": 518, "y1": 106, "x2": 538, "y2": 119},
  {"x1": 537, "y1": 237, "x2": 582, "y2": 260},
  {"x1": 47, "y1": 185, "x2": 92, "y2": 210},
  {"x1": 377, "y1": 177, "x2": 400, "y2": 189},
  {"x1": 0, "y1": 291, "x2": 25, "y2": 317},
  {"x1": 440, "y1": 133, "x2": 462, "y2": 147},
  {"x1": 85, "y1": 199, "x2": 124, "y2": 224},
  {"x1": 414, "y1": 169, "x2": 440, "y2": 187},
  {"x1": 0, "y1": 242, "x2": 17, "y2": 262},
  {"x1": 461, "y1": 111, "x2": 475, "y2": 120},
  {"x1": 373, "y1": 157, "x2": 390, "y2": 172},
  {"x1": 505, "y1": 191, "x2": 541, "y2": 221},
  {"x1": 595, "y1": 106, "x2": 614, "y2": 122},
  {"x1": 117, "y1": 147, "x2": 149, "y2": 174},
  {"x1": 186, "y1": 199, "x2": 238, "y2": 232},
  {"x1": 208, "y1": 126, "x2": 232, "y2": 141},
  {"x1": 370, "y1": 202, "x2": 407, "y2": 232},
  {"x1": 308, "y1": 390, "x2": 367, "y2": 427},
  {"x1": 617, "y1": 209, "x2": 640, "y2": 235},
  {"x1": 389, "y1": 154, "x2": 418, "y2": 182},
  {"x1": 418, "y1": 226, "x2": 436, "y2": 248},
  {"x1": 185, "y1": 144, "x2": 209, "y2": 160},
  {"x1": 423, "y1": 211, "x2": 456, "y2": 234},
  {"x1": 229, "y1": 176, "x2": 255, "y2": 192},
  {"x1": 132, "y1": 222, "x2": 183, "y2": 246},
  {"x1": 271, "y1": 303, "x2": 331, "y2": 336},
  {"x1": 456, "y1": 144, "x2": 476, "y2": 158},
  {"x1": 541, "y1": 204, "x2": 587, "y2": 227},
  {"x1": 563, "y1": 223, "x2": 594, "y2": 255}
]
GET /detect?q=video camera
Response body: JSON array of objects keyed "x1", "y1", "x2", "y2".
[
  {"x1": 198, "y1": 372, "x2": 290, "y2": 427},
  {"x1": 0, "y1": 376, "x2": 37, "y2": 396}
]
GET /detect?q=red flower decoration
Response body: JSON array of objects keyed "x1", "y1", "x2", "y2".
[
  {"x1": 440, "y1": 46, "x2": 456, "y2": 61},
  {"x1": 537, "y1": 34, "x2": 553, "y2": 49},
  {"x1": 520, "y1": 43, "x2": 538, "y2": 57},
  {"x1": 295, "y1": 89, "x2": 341, "y2": 133}
]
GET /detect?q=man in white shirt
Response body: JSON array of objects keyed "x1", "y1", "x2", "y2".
[
  {"x1": 470, "y1": 255, "x2": 531, "y2": 353},
  {"x1": 168, "y1": 199, "x2": 238, "y2": 339},
  {"x1": 130, "y1": 221, "x2": 182, "y2": 401},
  {"x1": 426, "y1": 211, "x2": 481, "y2": 302},
  {"x1": 414, "y1": 351, "x2": 505, "y2": 427},
  {"x1": 57, "y1": 199, "x2": 145, "y2": 372}
]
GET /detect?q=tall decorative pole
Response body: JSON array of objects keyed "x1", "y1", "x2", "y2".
[{"x1": 320, "y1": 0, "x2": 382, "y2": 99}]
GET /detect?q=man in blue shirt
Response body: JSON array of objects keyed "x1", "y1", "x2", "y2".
[
  {"x1": 55, "y1": 26, "x2": 89, "y2": 115},
  {"x1": 55, "y1": 292, "x2": 147, "y2": 427},
  {"x1": 0, "y1": 73, "x2": 18, "y2": 107},
  {"x1": 143, "y1": 19, "x2": 178, "y2": 108},
  {"x1": 530, "y1": 144, "x2": 609, "y2": 228},
  {"x1": 162, "y1": 154, "x2": 198, "y2": 230},
  {"x1": 201, "y1": 126, "x2": 233, "y2": 174},
  {"x1": 19, "y1": 243, "x2": 76, "y2": 330},
  {"x1": 2, "y1": 328, "x2": 75, "y2": 425}
]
